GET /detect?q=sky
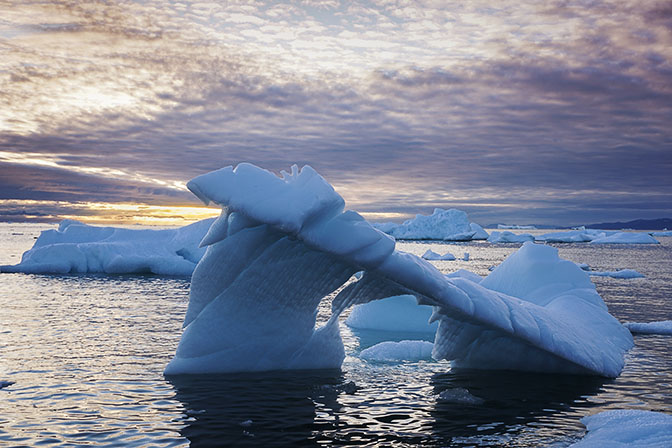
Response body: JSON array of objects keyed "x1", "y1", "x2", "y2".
[{"x1": 1, "y1": 0, "x2": 671, "y2": 227}]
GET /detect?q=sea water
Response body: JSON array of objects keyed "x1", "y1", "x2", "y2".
[{"x1": 1, "y1": 223, "x2": 670, "y2": 447}]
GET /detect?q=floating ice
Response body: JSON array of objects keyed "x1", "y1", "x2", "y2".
[
  {"x1": 535, "y1": 229, "x2": 659, "y2": 244},
  {"x1": 651, "y1": 230, "x2": 672, "y2": 237},
  {"x1": 421, "y1": 249, "x2": 456, "y2": 261},
  {"x1": 1, "y1": 219, "x2": 214, "y2": 276},
  {"x1": 0, "y1": 380, "x2": 15, "y2": 390},
  {"x1": 575, "y1": 263, "x2": 591, "y2": 271},
  {"x1": 487, "y1": 231, "x2": 535, "y2": 243},
  {"x1": 373, "y1": 208, "x2": 489, "y2": 241},
  {"x1": 498, "y1": 224, "x2": 536, "y2": 230},
  {"x1": 345, "y1": 295, "x2": 438, "y2": 333},
  {"x1": 437, "y1": 387, "x2": 485, "y2": 405},
  {"x1": 589, "y1": 232, "x2": 659, "y2": 244},
  {"x1": 590, "y1": 269, "x2": 645, "y2": 279},
  {"x1": 624, "y1": 320, "x2": 672, "y2": 335},
  {"x1": 166, "y1": 163, "x2": 633, "y2": 376},
  {"x1": 359, "y1": 340, "x2": 434, "y2": 362},
  {"x1": 569, "y1": 410, "x2": 672, "y2": 447}
]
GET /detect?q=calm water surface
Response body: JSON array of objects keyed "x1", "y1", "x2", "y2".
[{"x1": 1, "y1": 223, "x2": 670, "y2": 446}]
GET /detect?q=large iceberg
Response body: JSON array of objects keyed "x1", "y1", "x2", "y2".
[
  {"x1": 166, "y1": 163, "x2": 633, "y2": 377},
  {"x1": 373, "y1": 209, "x2": 489, "y2": 241},
  {"x1": 1, "y1": 219, "x2": 214, "y2": 275}
]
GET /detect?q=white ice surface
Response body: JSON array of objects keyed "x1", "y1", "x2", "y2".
[
  {"x1": 487, "y1": 231, "x2": 535, "y2": 243},
  {"x1": 624, "y1": 320, "x2": 672, "y2": 335},
  {"x1": 498, "y1": 224, "x2": 536, "y2": 230},
  {"x1": 1, "y1": 219, "x2": 214, "y2": 275},
  {"x1": 359, "y1": 340, "x2": 434, "y2": 362},
  {"x1": 590, "y1": 269, "x2": 645, "y2": 279},
  {"x1": 345, "y1": 295, "x2": 438, "y2": 333},
  {"x1": 373, "y1": 208, "x2": 489, "y2": 241},
  {"x1": 166, "y1": 163, "x2": 633, "y2": 376},
  {"x1": 651, "y1": 230, "x2": 672, "y2": 237},
  {"x1": 569, "y1": 410, "x2": 672, "y2": 448}
]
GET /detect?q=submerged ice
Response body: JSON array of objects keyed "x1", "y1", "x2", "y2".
[{"x1": 166, "y1": 163, "x2": 633, "y2": 377}]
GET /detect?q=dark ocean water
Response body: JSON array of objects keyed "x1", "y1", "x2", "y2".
[{"x1": 1, "y1": 223, "x2": 670, "y2": 447}]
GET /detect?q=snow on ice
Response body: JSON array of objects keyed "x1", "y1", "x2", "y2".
[
  {"x1": 165, "y1": 163, "x2": 633, "y2": 376},
  {"x1": 486, "y1": 231, "x2": 535, "y2": 243},
  {"x1": 590, "y1": 269, "x2": 645, "y2": 279}
]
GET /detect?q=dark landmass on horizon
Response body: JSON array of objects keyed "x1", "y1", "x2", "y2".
[{"x1": 584, "y1": 218, "x2": 672, "y2": 231}]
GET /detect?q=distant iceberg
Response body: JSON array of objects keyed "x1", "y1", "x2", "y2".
[
  {"x1": 487, "y1": 231, "x2": 535, "y2": 243},
  {"x1": 421, "y1": 249, "x2": 456, "y2": 261},
  {"x1": 359, "y1": 340, "x2": 434, "y2": 362},
  {"x1": 536, "y1": 229, "x2": 659, "y2": 244},
  {"x1": 165, "y1": 163, "x2": 633, "y2": 377},
  {"x1": 569, "y1": 410, "x2": 672, "y2": 447},
  {"x1": 346, "y1": 295, "x2": 438, "y2": 333},
  {"x1": 498, "y1": 224, "x2": 536, "y2": 230},
  {"x1": 372, "y1": 209, "x2": 488, "y2": 241},
  {"x1": 590, "y1": 269, "x2": 645, "y2": 279},
  {"x1": 624, "y1": 320, "x2": 672, "y2": 335},
  {"x1": 1, "y1": 219, "x2": 214, "y2": 276},
  {"x1": 651, "y1": 230, "x2": 672, "y2": 237}
]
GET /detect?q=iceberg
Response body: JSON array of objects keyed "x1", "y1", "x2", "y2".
[
  {"x1": 535, "y1": 229, "x2": 659, "y2": 244},
  {"x1": 624, "y1": 320, "x2": 672, "y2": 335},
  {"x1": 421, "y1": 249, "x2": 456, "y2": 261},
  {"x1": 651, "y1": 230, "x2": 672, "y2": 237},
  {"x1": 166, "y1": 163, "x2": 633, "y2": 377},
  {"x1": 345, "y1": 295, "x2": 438, "y2": 333},
  {"x1": 487, "y1": 231, "x2": 535, "y2": 243},
  {"x1": 359, "y1": 340, "x2": 434, "y2": 362},
  {"x1": 589, "y1": 269, "x2": 645, "y2": 279},
  {"x1": 589, "y1": 232, "x2": 659, "y2": 244},
  {"x1": 1, "y1": 219, "x2": 214, "y2": 276},
  {"x1": 497, "y1": 224, "x2": 536, "y2": 230},
  {"x1": 569, "y1": 410, "x2": 672, "y2": 447},
  {"x1": 373, "y1": 208, "x2": 489, "y2": 241}
]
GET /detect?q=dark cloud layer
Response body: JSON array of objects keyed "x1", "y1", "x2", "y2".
[{"x1": 1, "y1": 0, "x2": 670, "y2": 225}]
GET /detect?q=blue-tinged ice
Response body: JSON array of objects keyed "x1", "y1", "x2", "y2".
[
  {"x1": 346, "y1": 295, "x2": 438, "y2": 333},
  {"x1": 1, "y1": 219, "x2": 214, "y2": 275},
  {"x1": 166, "y1": 163, "x2": 633, "y2": 377},
  {"x1": 373, "y1": 208, "x2": 489, "y2": 241},
  {"x1": 624, "y1": 320, "x2": 672, "y2": 335},
  {"x1": 421, "y1": 249, "x2": 456, "y2": 261},
  {"x1": 569, "y1": 410, "x2": 672, "y2": 447}
]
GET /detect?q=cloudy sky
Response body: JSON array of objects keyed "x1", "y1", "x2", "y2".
[{"x1": 1, "y1": 0, "x2": 671, "y2": 226}]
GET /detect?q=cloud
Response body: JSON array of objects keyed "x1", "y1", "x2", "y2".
[{"x1": 0, "y1": 0, "x2": 671, "y2": 225}]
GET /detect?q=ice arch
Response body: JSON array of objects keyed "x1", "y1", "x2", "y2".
[{"x1": 165, "y1": 164, "x2": 633, "y2": 377}]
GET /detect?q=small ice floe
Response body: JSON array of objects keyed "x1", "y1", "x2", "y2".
[
  {"x1": 624, "y1": 320, "x2": 672, "y2": 335},
  {"x1": 0, "y1": 381, "x2": 15, "y2": 390},
  {"x1": 360, "y1": 340, "x2": 433, "y2": 362},
  {"x1": 463, "y1": 252, "x2": 470, "y2": 261},
  {"x1": 651, "y1": 230, "x2": 672, "y2": 237},
  {"x1": 437, "y1": 387, "x2": 484, "y2": 405},
  {"x1": 422, "y1": 249, "x2": 456, "y2": 261},
  {"x1": 589, "y1": 269, "x2": 645, "y2": 279},
  {"x1": 569, "y1": 409, "x2": 672, "y2": 447},
  {"x1": 240, "y1": 419, "x2": 253, "y2": 427}
]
